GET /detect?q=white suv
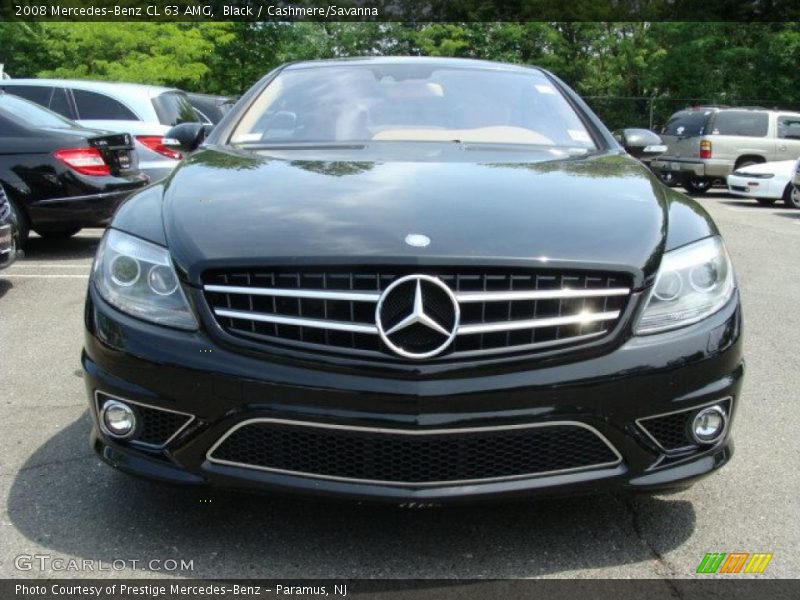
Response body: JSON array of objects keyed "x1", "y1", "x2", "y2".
[{"x1": 651, "y1": 107, "x2": 800, "y2": 195}]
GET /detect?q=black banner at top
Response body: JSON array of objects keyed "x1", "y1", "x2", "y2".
[{"x1": 2, "y1": 0, "x2": 800, "y2": 22}]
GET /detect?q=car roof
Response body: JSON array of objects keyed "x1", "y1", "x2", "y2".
[
  {"x1": 680, "y1": 105, "x2": 800, "y2": 116},
  {"x1": 283, "y1": 56, "x2": 544, "y2": 74},
  {"x1": 0, "y1": 79, "x2": 182, "y2": 99}
]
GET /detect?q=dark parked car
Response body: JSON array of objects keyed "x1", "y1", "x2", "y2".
[
  {"x1": 185, "y1": 92, "x2": 236, "y2": 125},
  {"x1": 0, "y1": 183, "x2": 18, "y2": 268},
  {"x1": 0, "y1": 92, "x2": 149, "y2": 244},
  {"x1": 84, "y1": 58, "x2": 742, "y2": 503}
]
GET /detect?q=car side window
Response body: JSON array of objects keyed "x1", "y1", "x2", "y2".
[
  {"x1": 48, "y1": 87, "x2": 73, "y2": 118},
  {"x1": 777, "y1": 116, "x2": 800, "y2": 140},
  {"x1": 710, "y1": 111, "x2": 769, "y2": 137},
  {"x1": 72, "y1": 89, "x2": 139, "y2": 121},
  {"x1": 1, "y1": 85, "x2": 53, "y2": 108}
]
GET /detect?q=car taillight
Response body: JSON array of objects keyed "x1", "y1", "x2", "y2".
[
  {"x1": 700, "y1": 140, "x2": 712, "y2": 159},
  {"x1": 53, "y1": 148, "x2": 111, "y2": 176},
  {"x1": 136, "y1": 136, "x2": 182, "y2": 160}
]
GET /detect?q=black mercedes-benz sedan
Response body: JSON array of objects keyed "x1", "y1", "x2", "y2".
[
  {"x1": 83, "y1": 58, "x2": 743, "y2": 502},
  {"x1": 0, "y1": 92, "x2": 149, "y2": 245}
]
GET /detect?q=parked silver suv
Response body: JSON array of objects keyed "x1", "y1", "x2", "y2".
[{"x1": 651, "y1": 106, "x2": 800, "y2": 194}]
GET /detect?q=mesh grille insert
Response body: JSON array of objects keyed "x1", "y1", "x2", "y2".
[{"x1": 208, "y1": 421, "x2": 621, "y2": 485}]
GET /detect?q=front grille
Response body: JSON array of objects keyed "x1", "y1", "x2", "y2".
[
  {"x1": 202, "y1": 267, "x2": 631, "y2": 361},
  {"x1": 133, "y1": 404, "x2": 193, "y2": 447},
  {"x1": 207, "y1": 420, "x2": 622, "y2": 486}
]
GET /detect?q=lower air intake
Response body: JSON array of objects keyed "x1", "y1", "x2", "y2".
[{"x1": 207, "y1": 419, "x2": 622, "y2": 486}]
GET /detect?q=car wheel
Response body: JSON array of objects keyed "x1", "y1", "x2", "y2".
[
  {"x1": 35, "y1": 227, "x2": 82, "y2": 239},
  {"x1": 755, "y1": 198, "x2": 777, "y2": 206},
  {"x1": 683, "y1": 177, "x2": 712, "y2": 195},
  {"x1": 7, "y1": 196, "x2": 29, "y2": 248},
  {"x1": 784, "y1": 184, "x2": 800, "y2": 209},
  {"x1": 658, "y1": 171, "x2": 680, "y2": 187}
]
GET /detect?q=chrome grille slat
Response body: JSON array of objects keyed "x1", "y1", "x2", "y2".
[
  {"x1": 457, "y1": 310, "x2": 620, "y2": 335},
  {"x1": 203, "y1": 268, "x2": 631, "y2": 360},
  {"x1": 214, "y1": 308, "x2": 378, "y2": 334}
]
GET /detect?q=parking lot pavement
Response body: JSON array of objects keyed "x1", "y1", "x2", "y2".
[{"x1": 1, "y1": 193, "x2": 799, "y2": 581}]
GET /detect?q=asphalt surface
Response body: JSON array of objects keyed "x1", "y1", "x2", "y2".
[{"x1": 1, "y1": 190, "x2": 798, "y2": 581}]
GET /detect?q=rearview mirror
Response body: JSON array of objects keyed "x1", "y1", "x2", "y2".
[
  {"x1": 617, "y1": 128, "x2": 667, "y2": 160},
  {"x1": 163, "y1": 123, "x2": 212, "y2": 154}
]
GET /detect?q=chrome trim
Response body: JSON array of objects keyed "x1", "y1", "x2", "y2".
[
  {"x1": 448, "y1": 329, "x2": 608, "y2": 359},
  {"x1": 213, "y1": 308, "x2": 378, "y2": 334},
  {"x1": 33, "y1": 191, "x2": 124, "y2": 205},
  {"x1": 98, "y1": 400, "x2": 137, "y2": 440},
  {"x1": 636, "y1": 397, "x2": 732, "y2": 455},
  {"x1": 204, "y1": 284, "x2": 380, "y2": 302},
  {"x1": 457, "y1": 310, "x2": 620, "y2": 335},
  {"x1": 456, "y1": 288, "x2": 630, "y2": 303},
  {"x1": 375, "y1": 274, "x2": 460, "y2": 359},
  {"x1": 93, "y1": 390, "x2": 195, "y2": 450},
  {"x1": 690, "y1": 406, "x2": 728, "y2": 445},
  {"x1": 206, "y1": 418, "x2": 624, "y2": 488}
]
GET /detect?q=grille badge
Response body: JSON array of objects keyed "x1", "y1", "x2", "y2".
[{"x1": 375, "y1": 275, "x2": 460, "y2": 359}]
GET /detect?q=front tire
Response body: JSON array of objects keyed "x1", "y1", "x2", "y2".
[
  {"x1": 784, "y1": 184, "x2": 800, "y2": 209},
  {"x1": 683, "y1": 176, "x2": 712, "y2": 195},
  {"x1": 7, "y1": 196, "x2": 29, "y2": 248}
]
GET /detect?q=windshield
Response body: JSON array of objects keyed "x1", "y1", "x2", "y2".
[
  {"x1": 0, "y1": 93, "x2": 79, "y2": 129},
  {"x1": 231, "y1": 64, "x2": 597, "y2": 149},
  {"x1": 662, "y1": 109, "x2": 712, "y2": 137}
]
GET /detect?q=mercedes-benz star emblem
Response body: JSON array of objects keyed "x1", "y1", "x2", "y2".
[{"x1": 375, "y1": 274, "x2": 460, "y2": 359}]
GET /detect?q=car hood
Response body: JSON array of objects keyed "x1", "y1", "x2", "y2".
[{"x1": 162, "y1": 146, "x2": 668, "y2": 288}]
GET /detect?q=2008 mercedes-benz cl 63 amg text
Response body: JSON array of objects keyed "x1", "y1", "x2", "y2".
[{"x1": 83, "y1": 58, "x2": 743, "y2": 502}]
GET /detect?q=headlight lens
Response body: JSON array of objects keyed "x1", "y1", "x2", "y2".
[
  {"x1": 92, "y1": 229, "x2": 198, "y2": 330},
  {"x1": 636, "y1": 236, "x2": 735, "y2": 334}
]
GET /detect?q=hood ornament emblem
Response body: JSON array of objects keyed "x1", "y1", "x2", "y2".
[{"x1": 405, "y1": 233, "x2": 430, "y2": 248}]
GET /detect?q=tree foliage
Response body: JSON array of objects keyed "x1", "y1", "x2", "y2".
[{"x1": 1, "y1": 22, "x2": 798, "y2": 127}]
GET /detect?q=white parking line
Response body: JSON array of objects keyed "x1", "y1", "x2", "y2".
[
  {"x1": 7, "y1": 264, "x2": 90, "y2": 268},
  {"x1": 2, "y1": 274, "x2": 89, "y2": 278}
]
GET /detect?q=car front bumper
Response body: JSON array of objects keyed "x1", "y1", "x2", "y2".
[
  {"x1": 726, "y1": 174, "x2": 786, "y2": 200},
  {"x1": 83, "y1": 285, "x2": 744, "y2": 503}
]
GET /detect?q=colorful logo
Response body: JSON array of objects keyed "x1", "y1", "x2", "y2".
[{"x1": 696, "y1": 552, "x2": 773, "y2": 574}]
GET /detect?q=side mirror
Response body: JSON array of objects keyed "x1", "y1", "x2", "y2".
[
  {"x1": 163, "y1": 123, "x2": 211, "y2": 154},
  {"x1": 617, "y1": 128, "x2": 667, "y2": 160}
]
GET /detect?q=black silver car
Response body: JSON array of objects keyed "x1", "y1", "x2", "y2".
[
  {"x1": 0, "y1": 92, "x2": 148, "y2": 245},
  {"x1": 84, "y1": 58, "x2": 743, "y2": 502}
]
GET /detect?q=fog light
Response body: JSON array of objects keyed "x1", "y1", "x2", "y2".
[
  {"x1": 100, "y1": 400, "x2": 136, "y2": 438},
  {"x1": 691, "y1": 405, "x2": 726, "y2": 444}
]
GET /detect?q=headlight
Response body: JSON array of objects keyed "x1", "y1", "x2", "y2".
[
  {"x1": 92, "y1": 229, "x2": 198, "y2": 330},
  {"x1": 636, "y1": 236, "x2": 735, "y2": 334}
]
